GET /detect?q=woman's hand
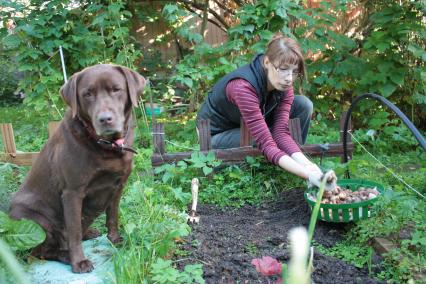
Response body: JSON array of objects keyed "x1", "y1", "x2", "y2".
[
  {"x1": 307, "y1": 169, "x2": 337, "y2": 191},
  {"x1": 291, "y1": 152, "x2": 323, "y2": 176},
  {"x1": 305, "y1": 163, "x2": 322, "y2": 176}
]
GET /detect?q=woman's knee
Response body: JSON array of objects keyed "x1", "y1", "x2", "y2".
[
  {"x1": 211, "y1": 129, "x2": 241, "y2": 149},
  {"x1": 295, "y1": 95, "x2": 313, "y2": 116},
  {"x1": 301, "y1": 96, "x2": 314, "y2": 114}
]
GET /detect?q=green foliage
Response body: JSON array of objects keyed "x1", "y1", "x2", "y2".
[
  {"x1": 201, "y1": 156, "x2": 304, "y2": 208},
  {"x1": 0, "y1": 211, "x2": 45, "y2": 252},
  {"x1": 0, "y1": 106, "x2": 49, "y2": 152},
  {"x1": 350, "y1": 121, "x2": 421, "y2": 154},
  {"x1": 244, "y1": 242, "x2": 259, "y2": 256},
  {"x1": 0, "y1": 53, "x2": 21, "y2": 106},
  {"x1": 150, "y1": 258, "x2": 204, "y2": 284},
  {"x1": 314, "y1": 240, "x2": 373, "y2": 270},
  {"x1": 152, "y1": 142, "x2": 303, "y2": 209},
  {"x1": 162, "y1": 4, "x2": 203, "y2": 45},
  {"x1": 165, "y1": 0, "x2": 298, "y2": 104},
  {"x1": 160, "y1": 0, "x2": 426, "y2": 130},
  {"x1": 0, "y1": 238, "x2": 30, "y2": 284},
  {"x1": 154, "y1": 151, "x2": 220, "y2": 185},
  {"x1": 185, "y1": 151, "x2": 221, "y2": 175},
  {"x1": 342, "y1": 154, "x2": 426, "y2": 282},
  {"x1": 0, "y1": 0, "x2": 140, "y2": 116},
  {"x1": 112, "y1": 148, "x2": 202, "y2": 283},
  {"x1": 0, "y1": 163, "x2": 28, "y2": 213}
]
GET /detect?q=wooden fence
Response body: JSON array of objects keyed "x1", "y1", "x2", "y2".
[
  {"x1": 151, "y1": 113, "x2": 353, "y2": 166},
  {"x1": 0, "y1": 122, "x2": 59, "y2": 166}
]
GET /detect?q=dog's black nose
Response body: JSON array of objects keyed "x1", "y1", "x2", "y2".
[{"x1": 98, "y1": 111, "x2": 114, "y2": 125}]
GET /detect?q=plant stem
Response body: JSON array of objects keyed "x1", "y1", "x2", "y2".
[
  {"x1": 0, "y1": 238, "x2": 29, "y2": 284},
  {"x1": 307, "y1": 173, "x2": 329, "y2": 246}
]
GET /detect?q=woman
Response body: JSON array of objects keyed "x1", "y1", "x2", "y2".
[{"x1": 197, "y1": 34, "x2": 335, "y2": 189}]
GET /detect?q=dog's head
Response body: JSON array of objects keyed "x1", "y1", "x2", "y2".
[{"x1": 60, "y1": 64, "x2": 146, "y2": 140}]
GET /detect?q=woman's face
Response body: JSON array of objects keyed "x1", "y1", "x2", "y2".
[{"x1": 264, "y1": 56, "x2": 298, "y2": 92}]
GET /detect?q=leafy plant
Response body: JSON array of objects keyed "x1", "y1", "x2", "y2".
[
  {"x1": 150, "y1": 258, "x2": 204, "y2": 284},
  {"x1": 314, "y1": 240, "x2": 373, "y2": 270},
  {"x1": 0, "y1": 52, "x2": 21, "y2": 106},
  {"x1": 0, "y1": 238, "x2": 29, "y2": 284},
  {"x1": 200, "y1": 157, "x2": 304, "y2": 208},
  {"x1": 185, "y1": 151, "x2": 221, "y2": 176},
  {"x1": 0, "y1": 0, "x2": 140, "y2": 116},
  {"x1": 0, "y1": 211, "x2": 45, "y2": 252},
  {"x1": 154, "y1": 151, "x2": 221, "y2": 185},
  {"x1": 158, "y1": 0, "x2": 426, "y2": 131}
]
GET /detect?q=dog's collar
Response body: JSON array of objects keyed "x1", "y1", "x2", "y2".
[
  {"x1": 77, "y1": 115, "x2": 138, "y2": 154},
  {"x1": 96, "y1": 138, "x2": 138, "y2": 154}
]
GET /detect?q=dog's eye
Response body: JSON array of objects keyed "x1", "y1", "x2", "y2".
[
  {"x1": 112, "y1": 87, "x2": 122, "y2": 93},
  {"x1": 83, "y1": 91, "x2": 92, "y2": 97}
]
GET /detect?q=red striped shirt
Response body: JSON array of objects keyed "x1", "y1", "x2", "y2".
[{"x1": 226, "y1": 79, "x2": 301, "y2": 165}]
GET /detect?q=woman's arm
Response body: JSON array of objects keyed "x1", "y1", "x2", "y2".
[
  {"x1": 226, "y1": 79, "x2": 285, "y2": 165},
  {"x1": 227, "y1": 80, "x2": 321, "y2": 182},
  {"x1": 277, "y1": 155, "x2": 309, "y2": 179},
  {"x1": 271, "y1": 87, "x2": 301, "y2": 155}
]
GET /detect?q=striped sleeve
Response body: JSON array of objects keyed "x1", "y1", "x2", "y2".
[
  {"x1": 226, "y1": 79, "x2": 286, "y2": 165},
  {"x1": 271, "y1": 87, "x2": 301, "y2": 155}
]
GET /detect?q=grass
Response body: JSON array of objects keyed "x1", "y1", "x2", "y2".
[{"x1": 1, "y1": 104, "x2": 425, "y2": 283}]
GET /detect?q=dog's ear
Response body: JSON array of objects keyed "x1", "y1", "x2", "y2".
[
  {"x1": 117, "y1": 66, "x2": 146, "y2": 107},
  {"x1": 60, "y1": 73, "x2": 79, "y2": 118}
]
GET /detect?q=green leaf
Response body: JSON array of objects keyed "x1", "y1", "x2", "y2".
[
  {"x1": 206, "y1": 151, "x2": 216, "y2": 163},
  {"x1": 172, "y1": 187, "x2": 191, "y2": 203},
  {"x1": 163, "y1": 4, "x2": 179, "y2": 15},
  {"x1": 151, "y1": 258, "x2": 180, "y2": 284},
  {"x1": 412, "y1": 91, "x2": 426, "y2": 104},
  {"x1": 179, "y1": 264, "x2": 205, "y2": 284},
  {"x1": 202, "y1": 166, "x2": 213, "y2": 176},
  {"x1": 228, "y1": 24, "x2": 255, "y2": 36},
  {"x1": 276, "y1": 4, "x2": 288, "y2": 18},
  {"x1": 0, "y1": 211, "x2": 11, "y2": 233},
  {"x1": 181, "y1": 77, "x2": 193, "y2": 89},
  {"x1": 2, "y1": 34, "x2": 21, "y2": 48},
  {"x1": 116, "y1": 51, "x2": 127, "y2": 65},
  {"x1": 108, "y1": 3, "x2": 122, "y2": 15},
  {"x1": 407, "y1": 44, "x2": 425, "y2": 59},
  {"x1": 389, "y1": 72, "x2": 404, "y2": 85},
  {"x1": 2, "y1": 217, "x2": 46, "y2": 251},
  {"x1": 177, "y1": 160, "x2": 187, "y2": 169},
  {"x1": 91, "y1": 14, "x2": 107, "y2": 26},
  {"x1": 376, "y1": 42, "x2": 389, "y2": 52},
  {"x1": 162, "y1": 171, "x2": 173, "y2": 183},
  {"x1": 246, "y1": 156, "x2": 255, "y2": 164},
  {"x1": 379, "y1": 83, "x2": 397, "y2": 97}
]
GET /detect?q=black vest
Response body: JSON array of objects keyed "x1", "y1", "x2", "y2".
[{"x1": 197, "y1": 54, "x2": 286, "y2": 135}]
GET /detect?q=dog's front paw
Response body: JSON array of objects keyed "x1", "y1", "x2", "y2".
[
  {"x1": 107, "y1": 232, "x2": 123, "y2": 245},
  {"x1": 72, "y1": 259, "x2": 94, "y2": 273}
]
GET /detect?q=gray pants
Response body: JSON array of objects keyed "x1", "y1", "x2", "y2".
[{"x1": 211, "y1": 95, "x2": 313, "y2": 149}]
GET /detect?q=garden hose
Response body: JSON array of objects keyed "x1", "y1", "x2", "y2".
[{"x1": 342, "y1": 93, "x2": 426, "y2": 178}]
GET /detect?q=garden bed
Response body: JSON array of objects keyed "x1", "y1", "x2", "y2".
[{"x1": 177, "y1": 188, "x2": 384, "y2": 283}]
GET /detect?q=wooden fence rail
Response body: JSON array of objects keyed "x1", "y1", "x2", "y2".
[
  {"x1": 1, "y1": 112, "x2": 354, "y2": 167},
  {"x1": 151, "y1": 112, "x2": 353, "y2": 167},
  {"x1": 0, "y1": 122, "x2": 60, "y2": 166}
]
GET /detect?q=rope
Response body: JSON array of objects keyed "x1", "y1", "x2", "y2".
[{"x1": 349, "y1": 132, "x2": 425, "y2": 199}]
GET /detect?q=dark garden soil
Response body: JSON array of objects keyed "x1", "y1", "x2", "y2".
[{"x1": 177, "y1": 188, "x2": 384, "y2": 284}]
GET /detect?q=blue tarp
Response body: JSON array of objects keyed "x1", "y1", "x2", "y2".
[{"x1": 27, "y1": 235, "x2": 115, "y2": 284}]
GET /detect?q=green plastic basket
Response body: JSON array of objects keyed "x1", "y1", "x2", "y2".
[{"x1": 304, "y1": 179, "x2": 384, "y2": 223}]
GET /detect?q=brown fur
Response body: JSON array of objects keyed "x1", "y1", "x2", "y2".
[{"x1": 9, "y1": 64, "x2": 145, "y2": 273}]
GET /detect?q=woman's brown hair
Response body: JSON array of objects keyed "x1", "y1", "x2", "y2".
[{"x1": 265, "y1": 33, "x2": 307, "y2": 84}]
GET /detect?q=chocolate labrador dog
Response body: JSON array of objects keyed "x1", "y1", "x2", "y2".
[{"x1": 9, "y1": 64, "x2": 145, "y2": 273}]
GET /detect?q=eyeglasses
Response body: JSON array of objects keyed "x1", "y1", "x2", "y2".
[{"x1": 270, "y1": 62, "x2": 300, "y2": 77}]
